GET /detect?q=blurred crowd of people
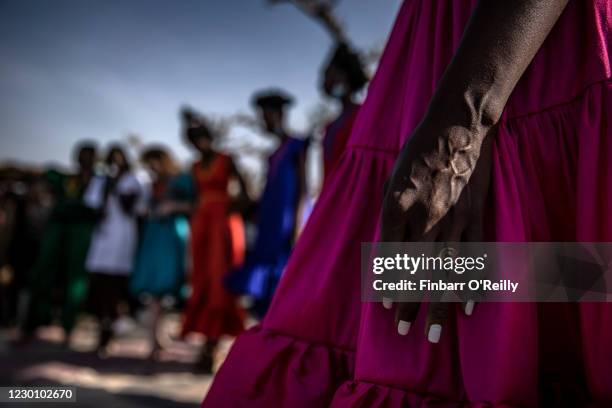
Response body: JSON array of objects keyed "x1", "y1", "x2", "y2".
[
  {"x1": 0, "y1": 41, "x2": 368, "y2": 373},
  {"x1": 4, "y1": 0, "x2": 610, "y2": 405}
]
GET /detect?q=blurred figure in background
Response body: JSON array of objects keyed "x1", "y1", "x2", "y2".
[
  {"x1": 22, "y1": 142, "x2": 99, "y2": 345},
  {"x1": 320, "y1": 42, "x2": 368, "y2": 178},
  {"x1": 84, "y1": 144, "x2": 142, "y2": 356},
  {"x1": 180, "y1": 109, "x2": 249, "y2": 373},
  {"x1": 130, "y1": 146, "x2": 190, "y2": 360},
  {"x1": 0, "y1": 173, "x2": 21, "y2": 326},
  {"x1": 226, "y1": 90, "x2": 308, "y2": 318},
  {"x1": 2, "y1": 173, "x2": 53, "y2": 327}
]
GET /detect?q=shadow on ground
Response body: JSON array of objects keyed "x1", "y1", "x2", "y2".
[{"x1": 0, "y1": 316, "x2": 218, "y2": 407}]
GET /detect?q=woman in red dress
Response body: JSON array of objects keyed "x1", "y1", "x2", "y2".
[{"x1": 180, "y1": 109, "x2": 249, "y2": 372}]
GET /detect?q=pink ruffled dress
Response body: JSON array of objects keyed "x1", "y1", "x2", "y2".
[{"x1": 204, "y1": 0, "x2": 612, "y2": 406}]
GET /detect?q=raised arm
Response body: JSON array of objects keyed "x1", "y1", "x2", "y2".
[
  {"x1": 228, "y1": 157, "x2": 253, "y2": 214},
  {"x1": 293, "y1": 148, "x2": 308, "y2": 241}
]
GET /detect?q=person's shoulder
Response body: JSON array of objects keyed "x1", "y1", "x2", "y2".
[
  {"x1": 43, "y1": 168, "x2": 67, "y2": 184},
  {"x1": 216, "y1": 152, "x2": 235, "y2": 171},
  {"x1": 216, "y1": 152, "x2": 231, "y2": 163},
  {"x1": 172, "y1": 167, "x2": 196, "y2": 186},
  {"x1": 169, "y1": 168, "x2": 196, "y2": 199}
]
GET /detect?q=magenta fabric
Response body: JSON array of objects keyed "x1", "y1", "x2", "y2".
[{"x1": 204, "y1": 0, "x2": 612, "y2": 406}]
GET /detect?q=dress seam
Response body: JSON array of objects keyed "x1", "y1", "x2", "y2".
[
  {"x1": 258, "y1": 325, "x2": 356, "y2": 354},
  {"x1": 343, "y1": 144, "x2": 400, "y2": 155},
  {"x1": 504, "y1": 77, "x2": 611, "y2": 122},
  {"x1": 342, "y1": 378, "x2": 508, "y2": 407},
  {"x1": 347, "y1": 78, "x2": 611, "y2": 153}
]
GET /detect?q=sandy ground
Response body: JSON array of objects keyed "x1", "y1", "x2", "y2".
[{"x1": 0, "y1": 314, "x2": 235, "y2": 407}]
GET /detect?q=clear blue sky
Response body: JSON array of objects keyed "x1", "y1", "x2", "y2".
[{"x1": 0, "y1": 0, "x2": 400, "y2": 168}]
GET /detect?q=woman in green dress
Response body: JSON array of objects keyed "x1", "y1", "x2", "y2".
[{"x1": 22, "y1": 142, "x2": 99, "y2": 345}]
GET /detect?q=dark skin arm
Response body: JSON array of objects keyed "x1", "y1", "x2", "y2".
[
  {"x1": 102, "y1": 174, "x2": 137, "y2": 215},
  {"x1": 228, "y1": 158, "x2": 253, "y2": 214},
  {"x1": 293, "y1": 149, "x2": 308, "y2": 242},
  {"x1": 381, "y1": 0, "x2": 569, "y2": 342},
  {"x1": 119, "y1": 193, "x2": 137, "y2": 214}
]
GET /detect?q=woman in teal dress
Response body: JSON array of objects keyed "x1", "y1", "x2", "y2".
[{"x1": 131, "y1": 147, "x2": 191, "y2": 359}]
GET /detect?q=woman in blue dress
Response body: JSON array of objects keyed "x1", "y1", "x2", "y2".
[
  {"x1": 131, "y1": 146, "x2": 191, "y2": 359},
  {"x1": 227, "y1": 90, "x2": 308, "y2": 318}
]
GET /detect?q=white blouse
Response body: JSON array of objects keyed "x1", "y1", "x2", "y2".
[{"x1": 85, "y1": 173, "x2": 142, "y2": 275}]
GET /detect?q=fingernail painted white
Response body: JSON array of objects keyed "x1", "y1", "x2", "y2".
[
  {"x1": 465, "y1": 300, "x2": 475, "y2": 316},
  {"x1": 382, "y1": 298, "x2": 393, "y2": 309},
  {"x1": 428, "y1": 324, "x2": 442, "y2": 343},
  {"x1": 397, "y1": 320, "x2": 411, "y2": 335}
]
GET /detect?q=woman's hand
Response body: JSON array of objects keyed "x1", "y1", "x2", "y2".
[
  {"x1": 382, "y1": 119, "x2": 488, "y2": 241},
  {"x1": 156, "y1": 200, "x2": 193, "y2": 217},
  {"x1": 156, "y1": 201, "x2": 177, "y2": 217},
  {"x1": 380, "y1": 119, "x2": 493, "y2": 343},
  {"x1": 376, "y1": 0, "x2": 569, "y2": 343}
]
